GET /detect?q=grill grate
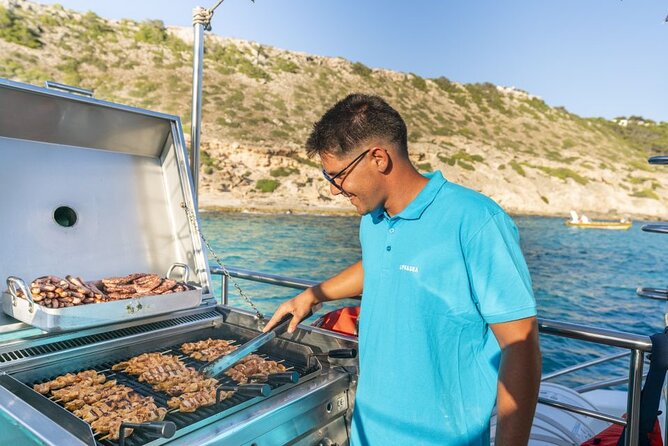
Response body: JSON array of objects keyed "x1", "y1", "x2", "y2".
[
  {"x1": 0, "y1": 311, "x2": 219, "y2": 363},
  {"x1": 26, "y1": 334, "x2": 321, "y2": 446}
]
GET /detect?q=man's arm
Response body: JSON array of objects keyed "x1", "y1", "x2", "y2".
[
  {"x1": 490, "y1": 316, "x2": 541, "y2": 446},
  {"x1": 263, "y1": 260, "x2": 363, "y2": 333}
]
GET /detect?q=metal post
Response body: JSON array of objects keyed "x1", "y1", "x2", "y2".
[
  {"x1": 664, "y1": 374, "x2": 668, "y2": 446},
  {"x1": 190, "y1": 23, "x2": 205, "y2": 206},
  {"x1": 624, "y1": 349, "x2": 644, "y2": 446},
  {"x1": 222, "y1": 274, "x2": 229, "y2": 305}
]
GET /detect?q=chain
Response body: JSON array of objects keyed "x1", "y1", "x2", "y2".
[{"x1": 181, "y1": 202, "x2": 265, "y2": 320}]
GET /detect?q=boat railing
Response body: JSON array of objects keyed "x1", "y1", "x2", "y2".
[{"x1": 211, "y1": 265, "x2": 661, "y2": 446}]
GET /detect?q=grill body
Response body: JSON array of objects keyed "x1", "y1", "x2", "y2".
[{"x1": 0, "y1": 307, "x2": 358, "y2": 446}]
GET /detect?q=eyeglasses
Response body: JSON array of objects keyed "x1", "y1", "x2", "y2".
[{"x1": 321, "y1": 149, "x2": 370, "y2": 196}]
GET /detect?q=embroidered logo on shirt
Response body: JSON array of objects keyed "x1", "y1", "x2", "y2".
[{"x1": 399, "y1": 264, "x2": 419, "y2": 273}]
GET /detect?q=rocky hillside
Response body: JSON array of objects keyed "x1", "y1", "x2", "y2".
[{"x1": 3, "y1": 0, "x2": 668, "y2": 218}]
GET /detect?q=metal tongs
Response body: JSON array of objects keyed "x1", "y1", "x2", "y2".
[{"x1": 200, "y1": 313, "x2": 297, "y2": 378}]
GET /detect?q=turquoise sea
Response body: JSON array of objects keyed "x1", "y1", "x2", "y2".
[{"x1": 201, "y1": 212, "x2": 668, "y2": 387}]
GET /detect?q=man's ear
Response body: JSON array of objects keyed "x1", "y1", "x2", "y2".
[{"x1": 370, "y1": 147, "x2": 391, "y2": 173}]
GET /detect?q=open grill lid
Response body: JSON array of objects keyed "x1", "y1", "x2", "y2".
[{"x1": 0, "y1": 78, "x2": 212, "y2": 301}]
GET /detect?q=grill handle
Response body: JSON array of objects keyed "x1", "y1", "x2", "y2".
[
  {"x1": 218, "y1": 383, "x2": 271, "y2": 399},
  {"x1": 310, "y1": 348, "x2": 358, "y2": 360},
  {"x1": 248, "y1": 371, "x2": 300, "y2": 384},
  {"x1": 118, "y1": 421, "x2": 176, "y2": 446},
  {"x1": 328, "y1": 348, "x2": 358, "y2": 359},
  {"x1": 167, "y1": 263, "x2": 191, "y2": 282},
  {"x1": 6, "y1": 276, "x2": 35, "y2": 313}
]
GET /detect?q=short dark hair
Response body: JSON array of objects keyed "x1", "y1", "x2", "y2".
[{"x1": 305, "y1": 94, "x2": 408, "y2": 158}]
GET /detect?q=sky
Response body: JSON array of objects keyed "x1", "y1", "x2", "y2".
[{"x1": 39, "y1": 0, "x2": 668, "y2": 122}]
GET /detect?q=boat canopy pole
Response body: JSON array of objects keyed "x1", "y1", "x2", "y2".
[
  {"x1": 190, "y1": 1, "x2": 253, "y2": 207},
  {"x1": 190, "y1": 7, "x2": 210, "y2": 206}
]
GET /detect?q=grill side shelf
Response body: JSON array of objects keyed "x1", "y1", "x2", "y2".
[{"x1": 0, "y1": 372, "x2": 96, "y2": 446}]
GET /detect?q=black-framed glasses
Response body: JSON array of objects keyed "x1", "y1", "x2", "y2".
[{"x1": 322, "y1": 149, "x2": 370, "y2": 196}]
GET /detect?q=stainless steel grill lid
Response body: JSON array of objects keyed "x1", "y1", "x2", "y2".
[{"x1": 0, "y1": 78, "x2": 212, "y2": 310}]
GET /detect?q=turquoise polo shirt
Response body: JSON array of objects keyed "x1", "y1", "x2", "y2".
[{"x1": 350, "y1": 171, "x2": 536, "y2": 446}]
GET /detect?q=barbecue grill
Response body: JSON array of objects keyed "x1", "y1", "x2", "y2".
[{"x1": 0, "y1": 78, "x2": 358, "y2": 446}]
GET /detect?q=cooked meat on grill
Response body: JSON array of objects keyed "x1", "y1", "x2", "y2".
[
  {"x1": 167, "y1": 387, "x2": 231, "y2": 412},
  {"x1": 111, "y1": 352, "x2": 182, "y2": 373},
  {"x1": 64, "y1": 384, "x2": 133, "y2": 411},
  {"x1": 51, "y1": 379, "x2": 118, "y2": 402},
  {"x1": 157, "y1": 377, "x2": 219, "y2": 397},
  {"x1": 33, "y1": 370, "x2": 104, "y2": 394},
  {"x1": 111, "y1": 352, "x2": 229, "y2": 410},
  {"x1": 181, "y1": 338, "x2": 234, "y2": 353},
  {"x1": 75, "y1": 392, "x2": 154, "y2": 423},
  {"x1": 89, "y1": 399, "x2": 166, "y2": 440},
  {"x1": 180, "y1": 338, "x2": 238, "y2": 362},
  {"x1": 226, "y1": 355, "x2": 288, "y2": 383},
  {"x1": 139, "y1": 365, "x2": 198, "y2": 384}
]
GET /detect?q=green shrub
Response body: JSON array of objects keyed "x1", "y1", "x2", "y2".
[
  {"x1": 510, "y1": 161, "x2": 525, "y2": 176},
  {"x1": 38, "y1": 13, "x2": 61, "y2": 27},
  {"x1": 437, "y1": 150, "x2": 483, "y2": 168},
  {"x1": 204, "y1": 166, "x2": 215, "y2": 175},
  {"x1": 129, "y1": 78, "x2": 159, "y2": 97},
  {"x1": 270, "y1": 166, "x2": 299, "y2": 177},
  {"x1": 432, "y1": 76, "x2": 459, "y2": 94},
  {"x1": 256, "y1": 179, "x2": 280, "y2": 193},
  {"x1": 351, "y1": 62, "x2": 372, "y2": 78},
  {"x1": 0, "y1": 6, "x2": 43, "y2": 48},
  {"x1": 458, "y1": 160, "x2": 475, "y2": 171},
  {"x1": 541, "y1": 196, "x2": 549, "y2": 204},
  {"x1": 201, "y1": 150, "x2": 217, "y2": 168},
  {"x1": 274, "y1": 57, "x2": 299, "y2": 73},
  {"x1": 530, "y1": 165, "x2": 588, "y2": 185},
  {"x1": 80, "y1": 11, "x2": 113, "y2": 39},
  {"x1": 561, "y1": 138, "x2": 576, "y2": 149},
  {"x1": 410, "y1": 74, "x2": 427, "y2": 92},
  {"x1": 498, "y1": 164, "x2": 506, "y2": 170},
  {"x1": 295, "y1": 156, "x2": 319, "y2": 168},
  {"x1": 456, "y1": 128, "x2": 475, "y2": 139},
  {"x1": 416, "y1": 162, "x2": 432, "y2": 171},
  {"x1": 56, "y1": 58, "x2": 82, "y2": 85},
  {"x1": 270, "y1": 129, "x2": 290, "y2": 139},
  {"x1": 631, "y1": 188, "x2": 659, "y2": 200},
  {"x1": 434, "y1": 125, "x2": 454, "y2": 136},
  {"x1": 134, "y1": 20, "x2": 167, "y2": 44},
  {"x1": 209, "y1": 44, "x2": 270, "y2": 80},
  {"x1": 464, "y1": 82, "x2": 507, "y2": 114}
]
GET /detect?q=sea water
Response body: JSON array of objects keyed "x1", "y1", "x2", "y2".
[{"x1": 201, "y1": 212, "x2": 668, "y2": 386}]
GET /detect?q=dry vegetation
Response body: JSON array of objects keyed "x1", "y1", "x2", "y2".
[{"x1": 2, "y1": 0, "x2": 668, "y2": 217}]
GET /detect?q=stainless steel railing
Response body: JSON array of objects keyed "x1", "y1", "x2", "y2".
[{"x1": 211, "y1": 265, "x2": 657, "y2": 446}]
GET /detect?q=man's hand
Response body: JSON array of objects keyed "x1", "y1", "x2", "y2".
[
  {"x1": 262, "y1": 289, "x2": 320, "y2": 334},
  {"x1": 263, "y1": 261, "x2": 364, "y2": 334}
]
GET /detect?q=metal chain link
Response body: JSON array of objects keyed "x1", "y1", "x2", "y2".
[{"x1": 181, "y1": 202, "x2": 265, "y2": 320}]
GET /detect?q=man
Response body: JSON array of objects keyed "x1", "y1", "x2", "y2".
[{"x1": 264, "y1": 94, "x2": 541, "y2": 445}]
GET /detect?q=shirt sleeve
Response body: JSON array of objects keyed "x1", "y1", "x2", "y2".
[{"x1": 463, "y1": 211, "x2": 537, "y2": 324}]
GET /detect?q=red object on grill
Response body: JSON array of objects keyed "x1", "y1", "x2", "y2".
[
  {"x1": 580, "y1": 417, "x2": 663, "y2": 446},
  {"x1": 312, "y1": 306, "x2": 360, "y2": 336}
]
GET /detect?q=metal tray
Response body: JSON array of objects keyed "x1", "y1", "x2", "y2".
[{"x1": 2, "y1": 265, "x2": 202, "y2": 333}]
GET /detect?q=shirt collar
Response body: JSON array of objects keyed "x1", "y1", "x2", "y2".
[{"x1": 371, "y1": 171, "x2": 448, "y2": 222}]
